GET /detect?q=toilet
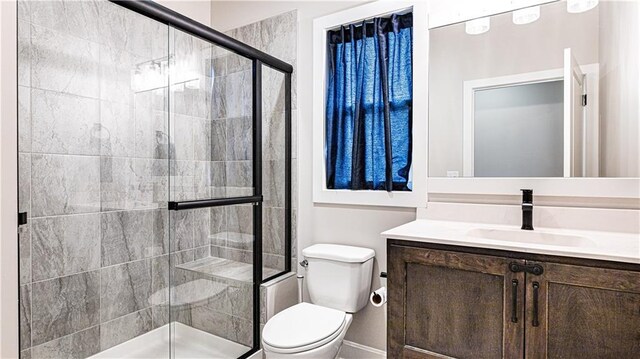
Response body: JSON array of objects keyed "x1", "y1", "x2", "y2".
[{"x1": 261, "y1": 244, "x2": 375, "y2": 358}]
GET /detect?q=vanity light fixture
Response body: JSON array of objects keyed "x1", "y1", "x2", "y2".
[
  {"x1": 512, "y1": 6, "x2": 540, "y2": 25},
  {"x1": 567, "y1": 0, "x2": 598, "y2": 13},
  {"x1": 465, "y1": 17, "x2": 490, "y2": 35}
]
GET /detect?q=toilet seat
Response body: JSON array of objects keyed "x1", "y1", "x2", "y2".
[{"x1": 262, "y1": 303, "x2": 347, "y2": 354}]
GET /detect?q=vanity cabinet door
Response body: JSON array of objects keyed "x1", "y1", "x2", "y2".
[
  {"x1": 525, "y1": 261, "x2": 640, "y2": 359},
  {"x1": 388, "y1": 244, "x2": 525, "y2": 359}
]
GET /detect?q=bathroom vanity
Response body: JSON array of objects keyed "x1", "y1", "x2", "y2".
[{"x1": 383, "y1": 220, "x2": 640, "y2": 359}]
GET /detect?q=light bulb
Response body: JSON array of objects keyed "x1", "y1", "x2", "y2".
[
  {"x1": 465, "y1": 17, "x2": 490, "y2": 35},
  {"x1": 567, "y1": 0, "x2": 598, "y2": 13},
  {"x1": 513, "y1": 6, "x2": 540, "y2": 25}
]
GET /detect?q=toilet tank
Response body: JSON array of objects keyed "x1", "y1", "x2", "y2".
[{"x1": 302, "y1": 244, "x2": 375, "y2": 313}]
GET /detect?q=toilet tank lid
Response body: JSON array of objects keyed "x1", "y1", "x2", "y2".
[{"x1": 303, "y1": 244, "x2": 375, "y2": 263}]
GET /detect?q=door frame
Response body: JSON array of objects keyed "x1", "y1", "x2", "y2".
[{"x1": 462, "y1": 65, "x2": 599, "y2": 177}]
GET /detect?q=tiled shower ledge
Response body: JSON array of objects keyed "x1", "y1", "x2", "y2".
[{"x1": 177, "y1": 257, "x2": 280, "y2": 284}]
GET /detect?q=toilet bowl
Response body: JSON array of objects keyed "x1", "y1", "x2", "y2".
[
  {"x1": 262, "y1": 303, "x2": 353, "y2": 359},
  {"x1": 261, "y1": 244, "x2": 375, "y2": 359}
]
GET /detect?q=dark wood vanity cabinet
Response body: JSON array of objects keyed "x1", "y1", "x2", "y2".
[{"x1": 388, "y1": 241, "x2": 640, "y2": 359}]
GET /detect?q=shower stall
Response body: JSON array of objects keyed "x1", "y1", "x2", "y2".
[{"x1": 16, "y1": 0, "x2": 292, "y2": 358}]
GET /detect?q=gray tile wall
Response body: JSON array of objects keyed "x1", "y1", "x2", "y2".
[
  {"x1": 18, "y1": 1, "x2": 297, "y2": 357},
  {"x1": 17, "y1": 1, "x2": 172, "y2": 357}
]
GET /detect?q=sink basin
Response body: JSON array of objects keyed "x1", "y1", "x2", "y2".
[{"x1": 466, "y1": 228, "x2": 593, "y2": 247}]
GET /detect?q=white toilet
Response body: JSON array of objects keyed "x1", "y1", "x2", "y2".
[{"x1": 261, "y1": 244, "x2": 375, "y2": 358}]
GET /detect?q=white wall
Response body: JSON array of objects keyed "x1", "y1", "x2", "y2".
[
  {"x1": 0, "y1": 1, "x2": 19, "y2": 357},
  {"x1": 210, "y1": 1, "x2": 415, "y2": 352}
]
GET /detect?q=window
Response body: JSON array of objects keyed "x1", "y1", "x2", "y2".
[
  {"x1": 325, "y1": 13, "x2": 413, "y2": 192},
  {"x1": 312, "y1": 1, "x2": 427, "y2": 207}
]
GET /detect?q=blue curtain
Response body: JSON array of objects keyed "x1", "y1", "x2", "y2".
[{"x1": 325, "y1": 13, "x2": 412, "y2": 192}]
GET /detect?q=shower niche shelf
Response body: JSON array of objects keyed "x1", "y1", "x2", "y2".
[{"x1": 177, "y1": 257, "x2": 280, "y2": 284}]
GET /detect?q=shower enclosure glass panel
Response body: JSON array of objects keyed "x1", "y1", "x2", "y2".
[
  {"x1": 167, "y1": 27, "x2": 256, "y2": 358},
  {"x1": 261, "y1": 67, "x2": 290, "y2": 279},
  {"x1": 17, "y1": 1, "x2": 291, "y2": 358}
]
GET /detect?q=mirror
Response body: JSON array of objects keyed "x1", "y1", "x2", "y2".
[{"x1": 428, "y1": 0, "x2": 639, "y2": 178}]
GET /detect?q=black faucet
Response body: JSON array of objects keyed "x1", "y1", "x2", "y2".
[{"x1": 521, "y1": 189, "x2": 533, "y2": 230}]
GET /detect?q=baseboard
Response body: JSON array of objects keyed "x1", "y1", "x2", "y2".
[{"x1": 338, "y1": 340, "x2": 386, "y2": 359}]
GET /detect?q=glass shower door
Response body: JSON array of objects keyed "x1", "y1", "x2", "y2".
[
  {"x1": 17, "y1": 1, "x2": 171, "y2": 358},
  {"x1": 167, "y1": 27, "x2": 257, "y2": 358}
]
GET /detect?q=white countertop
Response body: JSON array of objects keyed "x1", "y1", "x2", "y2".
[{"x1": 382, "y1": 219, "x2": 640, "y2": 264}]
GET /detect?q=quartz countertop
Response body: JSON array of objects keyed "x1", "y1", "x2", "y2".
[{"x1": 382, "y1": 219, "x2": 640, "y2": 264}]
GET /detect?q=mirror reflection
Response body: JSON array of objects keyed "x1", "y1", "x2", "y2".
[{"x1": 428, "y1": 0, "x2": 639, "y2": 178}]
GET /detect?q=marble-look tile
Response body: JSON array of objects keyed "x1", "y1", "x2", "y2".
[
  {"x1": 31, "y1": 24, "x2": 100, "y2": 98},
  {"x1": 100, "y1": 259, "x2": 152, "y2": 322},
  {"x1": 31, "y1": 214, "x2": 101, "y2": 281},
  {"x1": 209, "y1": 206, "x2": 227, "y2": 244},
  {"x1": 227, "y1": 23, "x2": 260, "y2": 71},
  {"x1": 171, "y1": 114, "x2": 195, "y2": 161},
  {"x1": 191, "y1": 309, "x2": 253, "y2": 347},
  {"x1": 171, "y1": 87, "x2": 211, "y2": 119},
  {"x1": 152, "y1": 304, "x2": 169, "y2": 329},
  {"x1": 262, "y1": 67, "x2": 286, "y2": 117},
  {"x1": 18, "y1": 20, "x2": 30, "y2": 87},
  {"x1": 260, "y1": 11, "x2": 297, "y2": 63},
  {"x1": 193, "y1": 209, "x2": 211, "y2": 248},
  {"x1": 100, "y1": 308, "x2": 152, "y2": 351},
  {"x1": 31, "y1": 89, "x2": 100, "y2": 156},
  {"x1": 263, "y1": 207, "x2": 285, "y2": 256},
  {"x1": 98, "y1": 1, "x2": 162, "y2": 59},
  {"x1": 152, "y1": 209, "x2": 169, "y2": 256},
  {"x1": 18, "y1": 153, "x2": 30, "y2": 214},
  {"x1": 209, "y1": 161, "x2": 227, "y2": 197},
  {"x1": 18, "y1": 0, "x2": 30, "y2": 21},
  {"x1": 227, "y1": 117, "x2": 253, "y2": 161},
  {"x1": 98, "y1": 44, "x2": 135, "y2": 105},
  {"x1": 227, "y1": 205, "x2": 253, "y2": 235},
  {"x1": 18, "y1": 86, "x2": 31, "y2": 152},
  {"x1": 263, "y1": 160, "x2": 285, "y2": 208},
  {"x1": 31, "y1": 154, "x2": 100, "y2": 217},
  {"x1": 100, "y1": 101, "x2": 135, "y2": 157},
  {"x1": 193, "y1": 118, "x2": 212, "y2": 161},
  {"x1": 263, "y1": 254, "x2": 285, "y2": 275},
  {"x1": 31, "y1": 271, "x2": 100, "y2": 345},
  {"x1": 226, "y1": 161, "x2": 253, "y2": 190},
  {"x1": 195, "y1": 246, "x2": 210, "y2": 260},
  {"x1": 193, "y1": 161, "x2": 212, "y2": 200},
  {"x1": 170, "y1": 211, "x2": 194, "y2": 252},
  {"x1": 134, "y1": 89, "x2": 169, "y2": 159},
  {"x1": 20, "y1": 349, "x2": 31, "y2": 359},
  {"x1": 263, "y1": 110, "x2": 285, "y2": 161},
  {"x1": 212, "y1": 79, "x2": 227, "y2": 119},
  {"x1": 30, "y1": 0, "x2": 101, "y2": 43},
  {"x1": 225, "y1": 70, "x2": 252, "y2": 118},
  {"x1": 211, "y1": 119, "x2": 227, "y2": 161},
  {"x1": 30, "y1": 326, "x2": 100, "y2": 359},
  {"x1": 151, "y1": 255, "x2": 169, "y2": 305},
  {"x1": 101, "y1": 157, "x2": 165, "y2": 211},
  {"x1": 292, "y1": 159, "x2": 298, "y2": 209},
  {"x1": 19, "y1": 224, "x2": 32, "y2": 285},
  {"x1": 101, "y1": 210, "x2": 154, "y2": 266},
  {"x1": 20, "y1": 285, "x2": 31, "y2": 351}
]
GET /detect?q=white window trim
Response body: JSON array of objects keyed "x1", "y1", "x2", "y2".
[{"x1": 312, "y1": 1, "x2": 428, "y2": 208}]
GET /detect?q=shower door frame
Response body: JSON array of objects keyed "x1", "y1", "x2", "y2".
[{"x1": 14, "y1": 1, "x2": 293, "y2": 357}]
